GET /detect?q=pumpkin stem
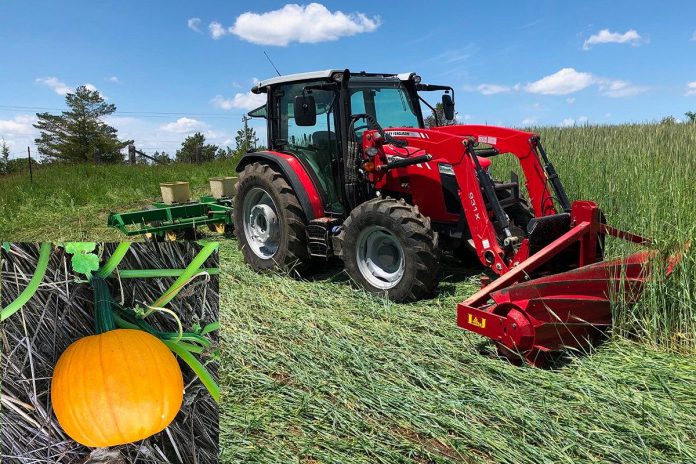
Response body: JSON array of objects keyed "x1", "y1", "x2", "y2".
[{"x1": 92, "y1": 275, "x2": 117, "y2": 334}]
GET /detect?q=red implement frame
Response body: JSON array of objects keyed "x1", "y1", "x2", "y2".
[{"x1": 456, "y1": 200, "x2": 677, "y2": 366}]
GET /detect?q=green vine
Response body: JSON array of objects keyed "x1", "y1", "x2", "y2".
[
  {"x1": 91, "y1": 275, "x2": 117, "y2": 334},
  {"x1": 1, "y1": 242, "x2": 52, "y2": 322}
]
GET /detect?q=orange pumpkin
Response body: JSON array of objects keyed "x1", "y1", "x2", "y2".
[{"x1": 51, "y1": 328, "x2": 184, "y2": 447}]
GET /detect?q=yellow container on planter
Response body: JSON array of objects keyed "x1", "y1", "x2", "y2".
[
  {"x1": 209, "y1": 177, "x2": 237, "y2": 199},
  {"x1": 160, "y1": 182, "x2": 190, "y2": 204}
]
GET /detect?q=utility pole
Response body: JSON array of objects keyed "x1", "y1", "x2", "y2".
[
  {"x1": 27, "y1": 146, "x2": 33, "y2": 182},
  {"x1": 242, "y1": 115, "x2": 251, "y2": 152},
  {"x1": 128, "y1": 144, "x2": 136, "y2": 164}
]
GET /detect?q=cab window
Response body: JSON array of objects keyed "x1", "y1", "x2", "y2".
[{"x1": 277, "y1": 82, "x2": 341, "y2": 211}]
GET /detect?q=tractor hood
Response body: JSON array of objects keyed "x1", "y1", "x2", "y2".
[{"x1": 382, "y1": 127, "x2": 492, "y2": 170}]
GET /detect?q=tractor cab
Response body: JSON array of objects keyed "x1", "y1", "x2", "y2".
[{"x1": 247, "y1": 70, "x2": 454, "y2": 215}]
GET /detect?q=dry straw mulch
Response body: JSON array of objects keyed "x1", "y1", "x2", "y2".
[{"x1": 1, "y1": 242, "x2": 219, "y2": 463}]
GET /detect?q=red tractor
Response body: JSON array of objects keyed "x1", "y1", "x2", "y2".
[{"x1": 234, "y1": 69, "x2": 678, "y2": 364}]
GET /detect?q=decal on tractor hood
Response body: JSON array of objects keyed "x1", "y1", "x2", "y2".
[
  {"x1": 386, "y1": 130, "x2": 429, "y2": 139},
  {"x1": 478, "y1": 135, "x2": 497, "y2": 145}
]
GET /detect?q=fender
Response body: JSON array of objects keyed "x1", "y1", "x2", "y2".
[{"x1": 236, "y1": 151, "x2": 324, "y2": 220}]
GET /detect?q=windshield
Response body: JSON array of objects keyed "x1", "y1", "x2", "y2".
[{"x1": 349, "y1": 82, "x2": 420, "y2": 129}]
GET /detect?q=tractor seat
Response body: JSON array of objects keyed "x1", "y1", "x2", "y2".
[
  {"x1": 312, "y1": 131, "x2": 336, "y2": 153},
  {"x1": 311, "y1": 130, "x2": 336, "y2": 175}
]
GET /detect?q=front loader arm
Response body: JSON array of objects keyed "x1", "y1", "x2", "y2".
[{"x1": 432, "y1": 125, "x2": 559, "y2": 217}]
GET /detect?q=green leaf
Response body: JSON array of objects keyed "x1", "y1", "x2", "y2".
[
  {"x1": 71, "y1": 252, "x2": 100, "y2": 279},
  {"x1": 64, "y1": 242, "x2": 97, "y2": 254},
  {"x1": 133, "y1": 305, "x2": 146, "y2": 318},
  {"x1": 1, "y1": 242, "x2": 10, "y2": 252}
]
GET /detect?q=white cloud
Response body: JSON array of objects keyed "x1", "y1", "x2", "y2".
[
  {"x1": 0, "y1": 115, "x2": 36, "y2": 135},
  {"x1": 521, "y1": 117, "x2": 537, "y2": 126},
  {"x1": 209, "y1": 21, "x2": 228, "y2": 39},
  {"x1": 0, "y1": 115, "x2": 39, "y2": 158},
  {"x1": 35, "y1": 77, "x2": 73, "y2": 96},
  {"x1": 686, "y1": 81, "x2": 696, "y2": 96},
  {"x1": 160, "y1": 117, "x2": 207, "y2": 134},
  {"x1": 559, "y1": 116, "x2": 588, "y2": 127},
  {"x1": 583, "y1": 29, "x2": 642, "y2": 50},
  {"x1": 108, "y1": 76, "x2": 120, "y2": 83},
  {"x1": 188, "y1": 17, "x2": 202, "y2": 32},
  {"x1": 525, "y1": 68, "x2": 594, "y2": 95},
  {"x1": 477, "y1": 84, "x2": 512, "y2": 95},
  {"x1": 211, "y1": 92, "x2": 266, "y2": 110},
  {"x1": 691, "y1": 31, "x2": 696, "y2": 41},
  {"x1": 226, "y1": 3, "x2": 380, "y2": 46},
  {"x1": 474, "y1": 68, "x2": 644, "y2": 99},
  {"x1": 597, "y1": 79, "x2": 647, "y2": 97}
]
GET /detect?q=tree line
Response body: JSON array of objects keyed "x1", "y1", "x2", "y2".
[
  {"x1": 2, "y1": 86, "x2": 696, "y2": 176},
  {"x1": 2, "y1": 85, "x2": 260, "y2": 172}
]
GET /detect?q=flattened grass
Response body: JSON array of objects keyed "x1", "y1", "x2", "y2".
[{"x1": 219, "y1": 243, "x2": 696, "y2": 463}]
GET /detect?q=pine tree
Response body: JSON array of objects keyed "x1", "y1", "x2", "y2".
[
  {"x1": 175, "y1": 132, "x2": 219, "y2": 163},
  {"x1": 235, "y1": 125, "x2": 258, "y2": 154},
  {"x1": 33, "y1": 85, "x2": 131, "y2": 163},
  {"x1": 152, "y1": 151, "x2": 172, "y2": 164},
  {"x1": 0, "y1": 139, "x2": 10, "y2": 174}
]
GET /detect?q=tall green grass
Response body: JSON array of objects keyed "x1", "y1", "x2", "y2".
[{"x1": 0, "y1": 160, "x2": 237, "y2": 241}]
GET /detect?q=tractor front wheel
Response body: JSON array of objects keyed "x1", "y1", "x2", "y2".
[
  {"x1": 341, "y1": 198, "x2": 440, "y2": 302},
  {"x1": 233, "y1": 162, "x2": 310, "y2": 276}
]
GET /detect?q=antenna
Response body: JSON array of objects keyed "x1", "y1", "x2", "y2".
[{"x1": 264, "y1": 51, "x2": 281, "y2": 76}]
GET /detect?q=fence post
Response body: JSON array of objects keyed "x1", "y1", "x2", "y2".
[
  {"x1": 129, "y1": 144, "x2": 136, "y2": 164},
  {"x1": 196, "y1": 145, "x2": 202, "y2": 164},
  {"x1": 27, "y1": 146, "x2": 33, "y2": 182}
]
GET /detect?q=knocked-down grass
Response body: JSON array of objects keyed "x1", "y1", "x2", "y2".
[
  {"x1": 0, "y1": 160, "x2": 237, "y2": 241},
  {"x1": 219, "y1": 242, "x2": 696, "y2": 464}
]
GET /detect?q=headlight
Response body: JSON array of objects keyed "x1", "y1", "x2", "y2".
[{"x1": 438, "y1": 163, "x2": 455, "y2": 175}]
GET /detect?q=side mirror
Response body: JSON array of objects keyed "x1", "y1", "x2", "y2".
[
  {"x1": 442, "y1": 93, "x2": 455, "y2": 121},
  {"x1": 294, "y1": 94, "x2": 316, "y2": 126}
]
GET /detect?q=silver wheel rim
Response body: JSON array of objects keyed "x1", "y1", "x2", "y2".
[
  {"x1": 356, "y1": 226, "x2": 405, "y2": 289},
  {"x1": 242, "y1": 187, "x2": 280, "y2": 259}
]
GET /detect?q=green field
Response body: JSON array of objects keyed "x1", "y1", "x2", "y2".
[
  {"x1": 0, "y1": 159, "x2": 238, "y2": 241},
  {"x1": 1, "y1": 123, "x2": 695, "y2": 463}
]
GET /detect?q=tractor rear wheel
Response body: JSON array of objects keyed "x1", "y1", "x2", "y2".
[
  {"x1": 233, "y1": 162, "x2": 310, "y2": 276},
  {"x1": 341, "y1": 197, "x2": 440, "y2": 302}
]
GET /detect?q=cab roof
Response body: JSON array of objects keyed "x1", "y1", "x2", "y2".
[{"x1": 252, "y1": 70, "x2": 416, "y2": 93}]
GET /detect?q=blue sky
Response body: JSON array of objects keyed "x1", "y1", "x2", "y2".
[{"x1": 1, "y1": 0, "x2": 695, "y2": 159}]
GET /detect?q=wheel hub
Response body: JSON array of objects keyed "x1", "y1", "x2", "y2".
[
  {"x1": 356, "y1": 226, "x2": 405, "y2": 289},
  {"x1": 243, "y1": 188, "x2": 280, "y2": 259}
]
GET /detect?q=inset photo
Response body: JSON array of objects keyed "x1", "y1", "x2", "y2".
[{"x1": 1, "y1": 242, "x2": 219, "y2": 463}]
